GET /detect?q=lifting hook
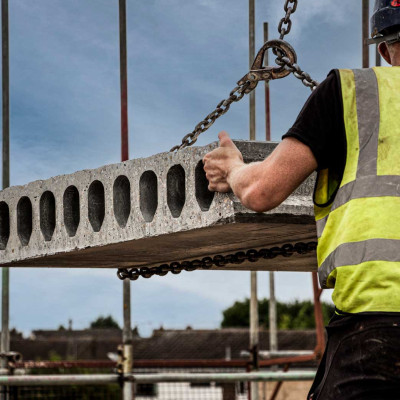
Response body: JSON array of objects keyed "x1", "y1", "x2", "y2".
[{"x1": 237, "y1": 39, "x2": 297, "y2": 93}]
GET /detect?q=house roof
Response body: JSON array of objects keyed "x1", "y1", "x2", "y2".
[
  {"x1": 12, "y1": 327, "x2": 318, "y2": 362},
  {"x1": 133, "y1": 328, "x2": 317, "y2": 360}
]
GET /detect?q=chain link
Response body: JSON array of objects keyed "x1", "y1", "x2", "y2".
[
  {"x1": 278, "y1": 0, "x2": 298, "y2": 40},
  {"x1": 117, "y1": 242, "x2": 317, "y2": 281},
  {"x1": 170, "y1": 0, "x2": 317, "y2": 152},
  {"x1": 170, "y1": 82, "x2": 252, "y2": 152},
  {"x1": 274, "y1": 0, "x2": 318, "y2": 90},
  {"x1": 276, "y1": 55, "x2": 319, "y2": 90}
]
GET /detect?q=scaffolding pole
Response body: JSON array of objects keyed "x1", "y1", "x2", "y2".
[
  {"x1": 0, "y1": 371, "x2": 317, "y2": 386},
  {"x1": 250, "y1": 272, "x2": 259, "y2": 400},
  {"x1": 1, "y1": 2, "x2": 9, "y2": 399},
  {"x1": 263, "y1": 22, "x2": 271, "y2": 141},
  {"x1": 119, "y1": 0, "x2": 133, "y2": 399},
  {"x1": 376, "y1": 45, "x2": 381, "y2": 66},
  {"x1": 362, "y1": 0, "x2": 369, "y2": 68},
  {"x1": 249, "y1": 0, "x2": 256, "y2": 140},
  {"x1": 268, "y1": 272, "x2": 278, "y2": 365},
  {"x1": 249, "y1": 3, "x2": 258, "y2": 398}
]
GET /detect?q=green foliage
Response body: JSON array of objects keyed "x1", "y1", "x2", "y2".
[
  {"x1": 221, "y1": 298, "x2": 335, "y2": 329},
  {"x1": 48, "y1": 350, "x2": 62, "y2": 362},
  {"x1": 89, "y1": 315, "x2": 120, "y2": 329}
]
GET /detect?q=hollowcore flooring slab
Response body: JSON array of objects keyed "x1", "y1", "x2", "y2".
[{"x1": 0, "y1": 141, "x2": 317, "y2": 272}]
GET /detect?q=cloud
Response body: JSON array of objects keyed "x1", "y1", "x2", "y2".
[
  {"x1": 269, "y1": 1, "x2": 356, "y2": 36},
  {"x1": 4, "y1": 1, "x2": 353, "y2": 334}
]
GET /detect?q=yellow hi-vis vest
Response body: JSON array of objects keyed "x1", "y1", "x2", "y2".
[{"x1": 314, "y1": 67, "x2": 400, "y2": 314}]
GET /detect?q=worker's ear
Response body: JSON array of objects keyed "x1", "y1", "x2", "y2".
[{"x1": 378, "y1": 42, "x2": 392, "y2": 64}]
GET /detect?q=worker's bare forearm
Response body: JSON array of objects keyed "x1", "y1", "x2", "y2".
[
  {"x1": 204, "y1": 134, "x2": 317, "y2": 213},
  {"x1": 227, "y1": 161, "x2": 267, "y2": 211},
  {"x1": 228, "y1": 138, "x2": 318, "y2": 213}
]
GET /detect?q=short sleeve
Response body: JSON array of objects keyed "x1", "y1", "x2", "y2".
[{"x1": 282, "y1": 70, "x2": 346, "y2": 174}]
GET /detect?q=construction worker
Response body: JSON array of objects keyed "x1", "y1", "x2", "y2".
[{"x1": 204, "y1": 1, "x2": 400, "y2": 399}]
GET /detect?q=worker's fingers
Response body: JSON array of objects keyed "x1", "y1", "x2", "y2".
[
  {"x1": 205, "y1": 172, "x2": 216, "y2": 180},
  {"x1": 218, "y1": 131, "x2": 235, "y2": 149},
  {"x1": 208, "y1": 182, "x2": 230, "y2": 193}
]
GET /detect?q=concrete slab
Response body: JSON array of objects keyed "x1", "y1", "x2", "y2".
[{"x1": 0, "y1": 141, "x2": 317, "y2": 272}]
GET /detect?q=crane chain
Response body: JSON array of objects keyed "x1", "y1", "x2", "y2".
[
  {"x1": 170, "y1": 0, "x2": 317, "y2": 152},
  {"x1": 169, "y1": 81, "x2": 251, "y2": 152},
  {"x1": 118, "y1": 0, "x2": 320, "y2": 281},
  {"x1": 117, "y1": 242, "x2": 317, "y2": 281},
  {"x1": 278, "y1": 0, "x2": 298, "y2": 40},
  {"x1": 275, "y1": 55, "x2": 319, "y2": 90},
  {"x1": 275, "y1": 0, "x2": 318, "y2": 90}
]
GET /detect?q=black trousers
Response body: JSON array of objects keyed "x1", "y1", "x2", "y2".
[{"x1": 308, "y1": 314, "x2": 400, "y2": 400}]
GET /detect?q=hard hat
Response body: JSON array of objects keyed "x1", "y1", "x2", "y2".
[{"x1": 368, "y1": 0, "x2": 400, "y2": 44}]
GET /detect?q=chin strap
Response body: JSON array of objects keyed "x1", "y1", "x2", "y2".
[{"x1": 366, "y1": 31, "x2": 400, "y2": 45}]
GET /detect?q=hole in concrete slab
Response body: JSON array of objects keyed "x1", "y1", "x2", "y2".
[
  {"x1": 139, "y1": 171, "x2": 158, "y2": 222},
  {"x1": 40, "y1": 191, "x2": 56, "y2": 241},
  {"x1": 17, "y1": 196, "x2": 33, "y2": 246},
  {"x1": 63, "y1": 186, "x2": 80, "y2": 237},
  {"x1": 88, "y1": 180, "x2": 105, "y2": 232},
  {"x1": 113, "y1": 175, "x2": 131, "y2": 228},
  {"x1": 195, "y1": 160, "x2": 214, "y2": 211},
  {"x1": 167, "y1": 165, "x2": 186, "y2": 218},
  {"x1": 0, "y1": 202, "x2": 10, "y2": 250}
]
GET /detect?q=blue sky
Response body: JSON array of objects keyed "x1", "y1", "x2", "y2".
[{"x1": 2, "y1": 1, "x2": 380, "y2": 337}]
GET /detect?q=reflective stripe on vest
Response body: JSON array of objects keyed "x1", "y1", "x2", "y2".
[{"x1": 314, "y1": 67, "x2": 400, "y2": 313}]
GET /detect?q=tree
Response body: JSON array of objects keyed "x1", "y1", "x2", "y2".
[
  {"x1": 221, "y1": 298, "x2": 334, "y2": 329},
  {"x1": 89, "y1": 315, "x2": 120, "y2": 329}
]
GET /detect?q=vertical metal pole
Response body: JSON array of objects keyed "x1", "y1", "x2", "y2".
[
  {"x1": 376, "y1": 45, "x2": 381, "y2": 66},
  {"x1": 122, "y1": 280, "x2": 133, "y2": 399},
  {"x1": 1, "y1": 2, "x2": 9, "y2": 399},
  {"x1": 1, "y1": 0, "x2": 8, "y2": 191},
  {"x1": 119, "y1": 0, "x2": 129, "y2": 163},
  {"x1": 312, "y1": 273, "x2": 326, "y2": 358},
  {"x1": 248, "y1": 3, "x2": 258, "y2": 399},
  {"x1": 362, "y1": 0, "x2": 369, "y2": 68},
  {"x1": 119, "y1": 1, "x2": 133, "y2": 399},
  {"x1": 250, "y1": 272, "x2": 259, "y2": 400},
  {"x1": 263, "y1": 22, "x2": 271, "y2": 141},
  {"x1": 249, "y1": 0, "x2": 256, "y2": 140},
  {"x1": 268, "y1": 272, "x2": 277, "y2": 368},
  {"x1": 249, "y1": 3, "x2": 258, "y2": 398}
]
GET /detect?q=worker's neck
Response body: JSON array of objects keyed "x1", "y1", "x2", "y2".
[
  {"x1": 388, "y1": 43, "x2": 400, "y2": 66},
  {"x1": 390, "y1": 59, "x2": 400, "y2": 66}
]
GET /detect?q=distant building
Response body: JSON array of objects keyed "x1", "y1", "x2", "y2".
[
  {"x1": 11, "y1": 327, "x2": 317, "y2": 400},
  {"x1": 12, "y1": 327, "x2": 317, "y2": 362}
]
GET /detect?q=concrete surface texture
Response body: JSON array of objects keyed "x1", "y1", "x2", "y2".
[{"x1": 0, "y1": 141, "x2": 317, "y2": 271}]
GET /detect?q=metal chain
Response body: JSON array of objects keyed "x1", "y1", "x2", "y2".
[
  {"x1": 118, "y1": 0, "x2": 319, "y2": 281},
  {"x1": 117, "y1": 242, "x2": 317, "y2": 281},
  {"x1": 170, "y1": 82, "x2": 252, "y2": 152},
  {"x1": 278, "y1": 0, "x2": 298, "y2": 40},
  {"x1": 275, "y1": 0, "x2": 318, "y2": 90},
  {"x1": 170, "y1": 0, "x2": 317, "y2": 152},
  {"x1": 276, "y1": 56, "x2": 319, "y2": 90}
]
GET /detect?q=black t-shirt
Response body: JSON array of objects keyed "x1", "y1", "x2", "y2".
[{"x1": 282, "y1": 70, "x2": 346, "y2": 177}]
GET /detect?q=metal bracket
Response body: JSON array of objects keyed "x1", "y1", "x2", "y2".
[
  {"x1": 0, "y1": 352, "x2": 22, "y2": 375},
  {"x1": 116, "y1": 345, "x2": 124, "y2": 387}
]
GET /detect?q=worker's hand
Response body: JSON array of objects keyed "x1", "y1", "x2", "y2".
[{"x1": 203, "y1": 131, "x2": 244, "y2": 193}]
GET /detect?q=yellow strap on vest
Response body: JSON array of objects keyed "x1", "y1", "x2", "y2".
[
  {"x1": 340, "y1": 69, "x2": 359, "y2": 187},
  {"x1": 374, "y1": 67, "x2": 400, "y2": 175}
]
